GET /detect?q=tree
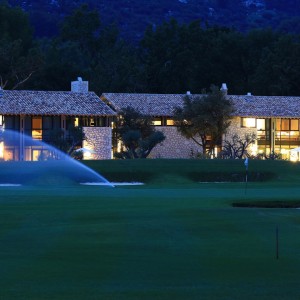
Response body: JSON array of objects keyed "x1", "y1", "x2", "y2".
[
  {"x1": 140, "y1": 19, "x2": 204, "y2": 93},
  {"x1": 90, "y1": 24, "x2": 144, "y2": 94},
  {"x1": 174, "y1": 85, "x2": 234, "y2": 156},
  {"x1": 0, "y1": 3, "x2": 42, "y2": 89},
  {"x1": 28, "y1": 4, "x2": 101, "y2": 91},
  {"x1": 30, "y1": 4, "x2": 142, "y2": 93},
  {"x1": 250, "y1": 35, "x2": 300, "y2": 96},
  {"x1": 59, "y1": 4, "x2": 101, "y2": 55},
  {"x1": 220, "y1": 133, "x2": 256, "y2": 159},
  {"x1": 113, "y1": 107, "x2": 165, "y2": 159},
  {"x1": 47, "y1": 126, "x2": 86, "y2": 157}
]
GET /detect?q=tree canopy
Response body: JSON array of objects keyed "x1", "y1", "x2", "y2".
[
  {"x1": 174, "y1": 86, "x2": 234, "y2": 156},
  {"x1": 0, "y1": 3, "x2": 42, "y2": 89},
  {"x1": 113, "y1": 107, "x2": 165, "y2": 159},
  {"x1": 1, "y1": 3, "x2": 300, "y2": 96}
]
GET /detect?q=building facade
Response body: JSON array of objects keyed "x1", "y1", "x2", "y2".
[
  {"x1": 226, "y1": 94, "x2": 300, "y2": 160},
  {"x1": 0, "y1": 78, "x2": 116, "y2": 161},
  {"x1": 102, "y1": 87, "x2": 300, "y2": 161},
  {"x1": 2, "y1": 81, "x2": 300, "y2": 161}
]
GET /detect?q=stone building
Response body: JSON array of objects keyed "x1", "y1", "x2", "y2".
[
  {"x1": 0, "y1": 78, "x2": 116, "y2": 161},
  {"x1": 2, "y1": 80, "x2": 300, "y2": 161},
  {"x1": 102, "y1": 85, "x2": 300, "y2": 160},
  {"x1": 227, "y1": 93, "x2": 300, "y2": 160},
  {"x1": 101, "y1": 92, "x2": 201, "y2": 158}
]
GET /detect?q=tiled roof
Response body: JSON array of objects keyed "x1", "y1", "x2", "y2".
[
  {"x1": 0, "y1": 90, "x2": 116, "y2": 116},
  {"x1": 229, "y1": 95, "x2": 300, "y2": 118},
  {"x1": 102, "y1": 92, "x2": 300, "y2": 118},
  {"x1": 101, "y1": 93, "x2": 189, "y2": 116}
]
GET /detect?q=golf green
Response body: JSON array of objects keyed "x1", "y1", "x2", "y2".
[{"x1": 0, "y1": 179, "x2": 299, "y2": 299}]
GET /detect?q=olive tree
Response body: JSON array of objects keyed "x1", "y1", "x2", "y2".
[
  {"x1": 113, "y1": 107, "x2": 165, "y2": 159},
  {"x1": 174, "y1": 85, "x2": 234, "y2": 157}
]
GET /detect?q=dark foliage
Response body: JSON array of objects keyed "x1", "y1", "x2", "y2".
[
  {"x1": 0, "y1": 3, "x2": 43, "y2": 89},
  {"x1": 47, "y1": 126, "x2": 85, "y2": 156},
  {"x1": 232, "y1": 201, "x2": 300, "y2": 208},
  {"x1": 113, "y1": 107, "x2": 165, "y2": 159},
  {"x1": 174, "y1": 86, "x2": 234, "y2": 156},
  {"x1": 221, "y1": 133, "x2": 256, "y2": 159},
  {"x1": 1, "y1": 3, "x2": 300, "y2": 96},
  {"x1": 6, "y1": 0, "x2": 300, "y2": 40}
]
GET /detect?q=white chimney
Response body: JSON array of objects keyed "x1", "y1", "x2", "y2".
[
  {"x1": 71, "y1": 77, "x2": 89, "y2": 93},
  {"x1": 186, "y1": 91, "x2": 191, "y2": 95},
  {"x1": 245, "y1": 92, "x2": 253, "y2": 102},
  {"x1": 0, "y1": 87, "x2": 3, "y2": 97},
  {"x1": 220, "y1": 83, "x2": 228, "y2": 95}
]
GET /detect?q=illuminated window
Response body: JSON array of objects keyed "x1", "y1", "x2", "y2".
[
  {"x1": 32, "y1": 149, "x2": 49, "y2": 161},
  {"x1": 32, "y1": 117, "x2": 42, "y2": 129},
  {"x1": 290, "y1": 131, "x2": 299, "y2": 138},
  {"x1": 75, "y1": 117, "x2": 79, "y2": 127},
  {"x1": 32, "y1": 117, "x2": 42, "y2": 140},
  {"x1": 166, "y1": 119, "x2": 175, "y2": 126},
  {"x1": 256, "y1": 119, "x2": 265, "y2": 130},
  {"x1": 4, "y1": 149, "x2": 14, "y2": 161},
  {"x1": 152, "y1": 118, "x2": 162, "y2": 126},
  {"x1": 276, "y1": 119, "x2": 281, "y2": 130},
  {"x1": 241, "y1": 118, "x2": 256, "y2": 128},
  {"x1": 291, "y1": 119, "x2": 299, "y2": 131},
  {"x1": 276, "y1": 119, "x2": 299, "y2": 131},
  {"x1": 281, "y1": 119, "x2": 289, "y2": 130}
]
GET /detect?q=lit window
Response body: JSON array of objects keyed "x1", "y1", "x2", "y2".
[
  {"x1": 291, "y1": 119, "x2": 299, "y2": 131},
  {"x1": 32, "y1": 117, "x2": 42, "y2": 129},
  {"x1": 166, "y1": 119, "x2": 175, "y2": 126},
  {"x1": 276, "y1": 119, "x2": 281, "y2": 130},
  {"x1": 256, "y1": 119, "x2": 265, "y2": 130},
  {"x1": 32, "y1": 130, "x2": 42, "y2": 140},
  {"x1": 4, "y1": 149, "x2": 14, "y2": 161},
  {"x1": 75, "y1": 117, "x2": 79, "y2": 127},
  {"x1": 276, "y1": 119, "x2": 299, "y2": 131},
  {"x1": 242, "y1": 118, "x2": 256, "y2": 128},
  {"x1": 152, "y1": 118, "x2": 162, "y2": 126},
  {"x1": 32, "y1": 117, "x2": 42, "y2": 140},
  {"x1": 281, "y1": 119, "x2": 289, "y2": 130},
  {"x1": 290, "y1": 131, "x2": 299, "y2": 138}
]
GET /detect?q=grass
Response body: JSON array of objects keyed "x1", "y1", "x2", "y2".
[
  {"x1": 83, "y1": 158, "x2": 300, "y2": 184},
  {"x1": 0, "y1": 159, "x2": 300, "y2": 299}
]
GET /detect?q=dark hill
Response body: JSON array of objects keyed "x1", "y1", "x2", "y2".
[{"x1": 7, "y1": 0, "x2": 300, "y2": 41}]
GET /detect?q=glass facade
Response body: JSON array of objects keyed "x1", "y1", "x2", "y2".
[
  {"x1": 0, "y1": 115, "x2": 110, "y2": 161},
  {"x1": 241, "y1": 117, "x2": 300, "y2": 160}
]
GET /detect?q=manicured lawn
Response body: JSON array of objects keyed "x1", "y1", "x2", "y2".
[{"x1": 0, "y1": 160, "x2": 300, "y2": 299}]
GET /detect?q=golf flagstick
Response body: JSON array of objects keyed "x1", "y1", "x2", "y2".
[{"x1": 244, "y1": 157, "x2": 248, "y2": 195}]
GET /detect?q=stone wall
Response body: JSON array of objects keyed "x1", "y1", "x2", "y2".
[
  {"x1": 82, "y1": 119, "x2": 258, "y2": 160},
  {"x1": 149, "y1": 118, "x2": 258, "y2": 159},
  {"x1": 149, "y1": 126, "x2": 201, "y2": 158},
  {"x1": 226, "y1": 117, "x2": 257, "y2": 138},
  {"x1": 83, "y1": 127, "x2": 112, "y2": 160},
  {"x1": 223, "y1": 117, "x2": 258, "y2": 155}
]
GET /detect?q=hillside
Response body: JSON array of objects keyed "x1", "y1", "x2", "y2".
[{"x1": 7, "y1": 0, "x2": 300, "y2": 41}]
